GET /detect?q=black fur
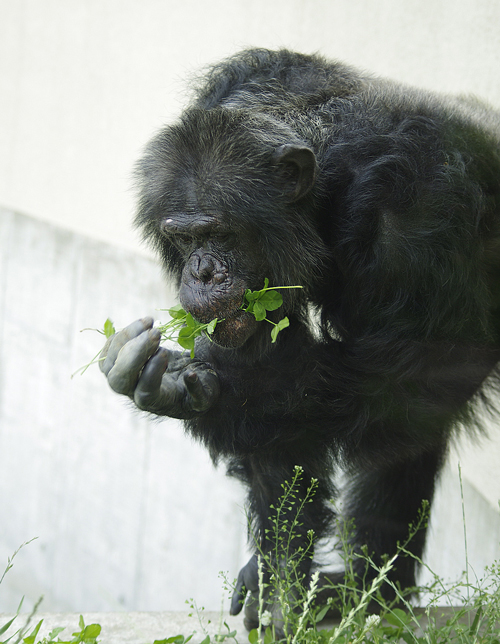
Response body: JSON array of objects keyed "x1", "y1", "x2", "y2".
[{"x1": 132, "y1": 49, "x2": 500, "y2": 624}]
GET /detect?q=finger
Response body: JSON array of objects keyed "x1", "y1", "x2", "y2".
[
  {"x1": 243, "y1": 593, "x2": 260, "y2": 632},
  {"x1": 230, "y1": 569, "x2": 247, "y2": 616},
  {"x1": 183, "y1": 369, "x2": 220, "y2": 413},
  {"x1": 107, "y1": 328, "x2": 161, "y2": 395},
  {"x1": 100, "y1": 317, "x2": 154, "y2": 375},
  {"x1": 133, "y1": 348, "x2": 173, "y2": 411},
  {"x1": 136, "y1": 346, "x2": 170, "y2": 393}
]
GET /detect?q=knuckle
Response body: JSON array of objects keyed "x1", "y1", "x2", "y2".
[
  {"x1": 134, "y1": 388, "x2": 159, "y2": 411},
  {"x1": 107, "y1": 369, "x2": 136, "y2": 395}
]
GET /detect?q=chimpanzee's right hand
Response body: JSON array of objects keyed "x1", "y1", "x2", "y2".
[{"x1": 99, "y1": 317, "x2": 220, "y2": 419}]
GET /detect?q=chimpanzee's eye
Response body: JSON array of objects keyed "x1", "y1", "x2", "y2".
[{"x1": 175, "y1": 234, "x2": 195, "y2": 251}]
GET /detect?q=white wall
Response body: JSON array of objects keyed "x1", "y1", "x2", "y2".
[
  {"x1": 0, "y1": 208, "x2": 248, "y2": 612},
  {"x1": 2, "y1": 0, "x2": 500, "y2": 255},
  {"x1": 0, "y1": 0, "x2": 500, "y2": 613}
]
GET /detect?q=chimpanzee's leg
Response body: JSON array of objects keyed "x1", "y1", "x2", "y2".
[
  {"x1": 318, "y1": 443, "x2": 447, "y2": 610},
  {"x1": 229, "y1": 454, "x2": 337, "y2": 631}
]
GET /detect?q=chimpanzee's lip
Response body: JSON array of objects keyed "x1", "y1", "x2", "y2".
[
  {"x1": 179, "y1": 285, "x2": 246, "y2": 327},
  {"x1": 187, "y1": 304, "x2": 243, "y2": 326},
  {"x1": 207, "y1": 308, "x2": 258, "y2": 348}
]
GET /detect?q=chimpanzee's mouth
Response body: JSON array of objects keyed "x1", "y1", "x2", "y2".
[
  {"x1": 205, "y1": 308, "x2": 258, "y2": 348},
  {"x1": 179, "y1": 282, "x2": 259, "y2": 348}
]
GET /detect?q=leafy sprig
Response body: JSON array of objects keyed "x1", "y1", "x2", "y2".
[
  {"x1": 157, "y1": 279, "x2": 302, "y2": 356},
  {"x1": 75, "y1": 281, "x2": 302, "y2": 372},
  {"x1": 241, "y1": 278, "x2": 300, "y2": 343},
  {"x1": 72, "y1": 319, "x2": 117, "y2": 377},
  {"x1": 0, "y1": 613, "x2": 101, "y2": 644},
  {"x1": 156, "y1": 305, "x2": 219, "y2": 358}
]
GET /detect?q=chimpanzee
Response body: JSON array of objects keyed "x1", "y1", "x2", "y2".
[{"x1": 100, "y1": 49, "x2": 500, "y2": 628}]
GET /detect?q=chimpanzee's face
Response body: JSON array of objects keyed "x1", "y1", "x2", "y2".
[
  {"x1": 137, "y1": 110, "x2": 318, "y2": 348},
  {"x1": 160, "y1": 211, "x2": 263, "y2": 348}
]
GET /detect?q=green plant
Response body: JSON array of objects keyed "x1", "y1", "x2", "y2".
[
  {"x1": 72, "y1": 319, "x2": 117, "y2": 377},
  {"x1": 238, "y1": 469, "x2": 500, "y2": 644},
  {"x1": 246, "y1": 466, "x2": 319, "y2": 642},
  {"x1": 19, "y1": 616, "x2": 101, "y2": 644},
  {"x1": 240, "y1": 465, "x2": 413, "y2": 643},
  {"x1": 156, "y1": 279, "x2": 301, "y2": 357},
  {"x1": 2, "y1": 479, "x2": 498, "y2": 642},
  {"x1": 0, "y1": 542, "x2": 101, "y2": 644},
  {"x1": 156, "y1": 306, "x2": 218, "y2": 358},
  {"x1": 240, "y1": 279, "x2": 299, "y2": 343},
  {"x1": 0, "y1": 606, "x2": 101, "y2": 644},
  {"x1": 74, "y1": 280, "x2": 302, "y2": 375},
  {"x1": 159, "y1": 467, "x2": 500, "y2": 644}
]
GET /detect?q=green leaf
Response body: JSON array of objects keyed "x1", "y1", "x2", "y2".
[
  {"x1": 184, "y1": 312, "x2": 196, "y2": 328},
  {"x1": 315, "y1": 604, "x2": 330, "y2": 623},
  {"x1": 178, "y1": 326, "x2": 195, "y2": 340},
  {"x1": 271, "y1": 317, "x2": 289, "y2": 342},
  {"x1": 384, "y1": 608, "x2": 411, "y2": 627},
  {"x1": 218, "y1": 628, "x2": 237, "y2": 640},
  {"x1": 244, "y1": 289, "x2": 259, "y2": 302},
  {"x1": 154, "y1": 636, "x2": 192, "y2": 644},
  {"x1": 70, "y1": 615, "x2": 101, "y2": 643},
  {"x1": 263, "y1": 627, "x2": 274, "y2": 644},
  {"x1": 469, "y1": 605, "x2": 482, "y2": 635},
  {"x1": 247, "y1": 629, "x2": 259, "y2": 644},
  {"x1": 177, "y1": 334, "x2": 195, "y2": 354},
  {"x1": 206, "y1": 318, "x2": 218, "y2": 334},
  {"x1": 252, "y1": 301, "x2": 267, "y2": 321},
  {"x1": 0, "y1": 615, "x2": 18, "y2": 636},
  {"x1": 22, "y1": 620, "x2": 43, "y2": 644},
  {"x1": 103, "y1": 318, "x2": 116, "y2": 338},
  {"x1": 167, "y1": 304, "x2": 187, "y2": 320},
  {"x1": 47, "y1": 626, "x2": 66, "y2": 640},
  {"x1": 258, "y1": 290, "x2": 283, "y2": 311},
  {"x1": 82, "y1": 623, "x2": 101, "y2": 638}
]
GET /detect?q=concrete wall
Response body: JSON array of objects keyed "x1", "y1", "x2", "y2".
[
  {"x1": 1, "y1": 208, "x2": 499, "y2": 614},
  {"x1": 0, "y1": 208, "x2": 247, "y2": 612},
  {"x1": 2, "y1": 0, "x2": 500, "y2": 256},
  {"x1": 1, "y1": 0, "x2": 500, "y2": 614}
]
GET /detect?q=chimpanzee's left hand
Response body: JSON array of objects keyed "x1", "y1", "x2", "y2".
[
  {"x1": 230, "y1": 554, "x2": 260, "y2": 630},
  {"x1": 99, "y1": 317, "x2": 220, "y2": 418},
  {"x1": 231, "y1": 553, "x2": 291, "y2": 636}
]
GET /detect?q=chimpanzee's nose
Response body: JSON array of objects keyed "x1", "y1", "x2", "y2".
[
  {"x1": 197, "y1": 256, "x2": 215, "y2": 283},
  {"x1": 189, "y1": 252, "x2": 226, "y2": 285},
  {"x1": 190, "y1": 254, "x2": 216, "y2": 283}
]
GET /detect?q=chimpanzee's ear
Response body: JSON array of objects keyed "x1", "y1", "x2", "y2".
[{"x1": 273, "y1": 144, "x2": 317, "y2": 202}]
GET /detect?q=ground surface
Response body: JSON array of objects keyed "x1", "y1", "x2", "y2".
[{"x1": 0, "y1": 611, "x2": 246, "y2": 644}]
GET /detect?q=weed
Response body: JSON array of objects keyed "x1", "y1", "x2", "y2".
[{"x1": 1, "y1": 470, "x2": 498, "y2": 643}]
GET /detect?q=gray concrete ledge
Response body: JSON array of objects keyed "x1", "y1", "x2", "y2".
[
  {"x1": 0, "y1": 611, "x2": 246, "y2": 644},
  {"x1": 0, "y1": 608, "x2": 492, "y2": 643}
]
